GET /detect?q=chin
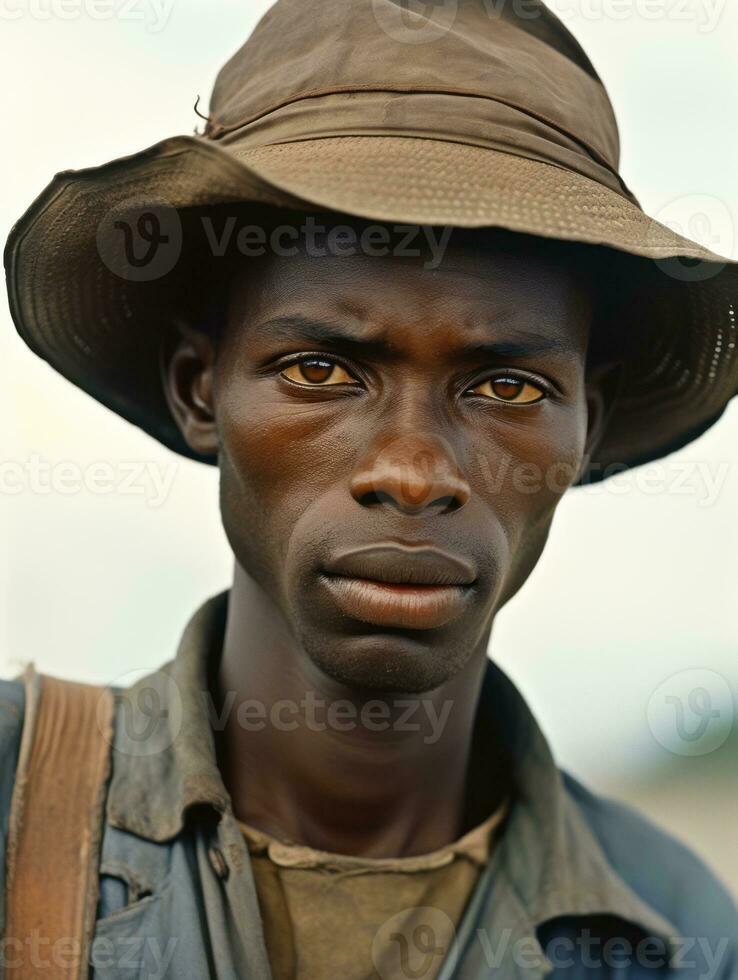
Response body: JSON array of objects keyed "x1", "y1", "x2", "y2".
[{"x1": 298, "y1": 627, "x2": 477, "y2": 696}]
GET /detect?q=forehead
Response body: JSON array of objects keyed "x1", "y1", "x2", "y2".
[{"x1": 223, "y1": 226, "x2": 594, "y2": 354}]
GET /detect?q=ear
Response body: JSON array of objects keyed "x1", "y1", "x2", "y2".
[
  {"x1": 161, "y1": 320, "x2": 219, "y2": 457},
  {"x1": 578, "y1": 361, "x2": 624, "y2": 483}
]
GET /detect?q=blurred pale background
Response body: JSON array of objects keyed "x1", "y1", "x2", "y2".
[{"x1": 1, "y1": 0, "x2": 736, "y2": 896}]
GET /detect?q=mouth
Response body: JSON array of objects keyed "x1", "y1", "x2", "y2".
[{"x1": 320, "y1": 543, "x2": 477, "y2": 631}]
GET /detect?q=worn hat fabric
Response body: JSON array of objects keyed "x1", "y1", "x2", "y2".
[{"x1": 4, "y1": 0, "x2": 737, "y2": 481}]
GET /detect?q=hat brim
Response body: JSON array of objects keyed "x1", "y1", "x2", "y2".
[{"x1": 5, "y1": 133, "x2": 737, "y2": 482}]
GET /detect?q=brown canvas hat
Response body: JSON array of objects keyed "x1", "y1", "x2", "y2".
[{"x1": 5, "y1": 0, "x2": 737, "y2": 482}]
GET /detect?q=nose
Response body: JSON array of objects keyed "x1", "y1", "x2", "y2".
[{"x1": 350, "y1": 434, "x2": 471, "y2": 515}]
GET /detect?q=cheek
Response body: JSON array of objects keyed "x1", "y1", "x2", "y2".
[
  {"x1": 469, "y1": 399, "x2": 587, "y2": 547},
  {"x1": 215, "y1": 380, "x2": 359, "y2": 569}
]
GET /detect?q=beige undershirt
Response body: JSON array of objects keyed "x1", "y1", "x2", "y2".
[{"x1": 238, "y1": 802, "x2": 508, "y2": 980}]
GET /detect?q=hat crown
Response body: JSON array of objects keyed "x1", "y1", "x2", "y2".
[{"x1": 207, "y1": 0, "x2": 621, "y2": 172}]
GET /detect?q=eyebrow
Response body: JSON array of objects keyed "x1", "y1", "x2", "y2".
[
  {"x1": 252, "y1": 315, "x2": 578, "y2": 359},
  {"x1": 253, "y1": 315, "x2": 378, "y2": 347},
  {"x1": 459, "y1": 334, "x2": 578, "y2": 359}
]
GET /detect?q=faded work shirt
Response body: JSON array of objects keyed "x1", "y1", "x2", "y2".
[
  {"x1": 238, "y1": 800, "x2": 507, "y2": 979},
  {"x1": 1, "y1": 591, "x2": 737, "y2": 979}
]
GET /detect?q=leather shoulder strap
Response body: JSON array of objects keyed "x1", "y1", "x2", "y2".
[{"x1": 4, "y1": 667, "x2": 114, "y2": 980}]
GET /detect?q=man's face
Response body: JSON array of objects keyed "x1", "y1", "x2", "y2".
[{"x1": 174, "y1": 231, "x2": 599, "y2": 694}]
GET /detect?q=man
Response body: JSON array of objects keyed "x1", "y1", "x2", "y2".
[{"x1": 2, "y1": 1, "x2": 737, "y2": 978}]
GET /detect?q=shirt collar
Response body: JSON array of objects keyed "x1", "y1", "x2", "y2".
[
  {"x1": 106, "y1": 592, "x2": 231, "y2": 841},
  {"x1": 106, "y1": 591, "x2": 679, "y2": 948},
  {"x1": 472, "y1": 657, "x2": 680, "y2": 965}
]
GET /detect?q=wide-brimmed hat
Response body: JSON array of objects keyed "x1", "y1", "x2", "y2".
[{"x1": 5, "y1": 0, "x2": 737, "y2": 482}]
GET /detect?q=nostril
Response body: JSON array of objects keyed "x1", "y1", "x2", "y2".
[
  {"x1": 435, "y1": 495, "x2": 462, "y2": 514},
  {"x1": 358, "y1": 489, "x2": 389, "y2": 508},
  {"x1": 358, "y1": 489, "x2": 463, "y2": 514}
]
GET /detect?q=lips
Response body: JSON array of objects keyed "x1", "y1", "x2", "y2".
[{"x1": 320, "y1": 543, "x2": 476, "y2": 630}]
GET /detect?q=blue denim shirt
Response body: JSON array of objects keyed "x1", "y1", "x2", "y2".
[{"x1": 1, "y1": 593, "x2": 736, "y2": 979}]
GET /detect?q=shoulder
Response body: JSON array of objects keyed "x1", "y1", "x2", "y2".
[
  {"x1": 0, "y1": 677, "x2": 25, "y2": 719},
  {"x1": 0, "y1": 679, "x2": 25, "y2": 914},
  {"x1": 0, "y1": 678, "x2": 25, "y2": 796},
  {"x1": 562, "y1": 770, "x2": 738, "y2": 941}
]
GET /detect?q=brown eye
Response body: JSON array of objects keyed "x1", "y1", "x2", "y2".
[
  {"x1": 469, "y1": 376, "x2": 545, "y2": 404},
  {"x1": 281, "y1": 357, "x2": 357, "y2": 386}
]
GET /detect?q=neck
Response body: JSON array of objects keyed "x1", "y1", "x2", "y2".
[{"x1": 215, "y1": 563, "x2": 502, "y2": 857}]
